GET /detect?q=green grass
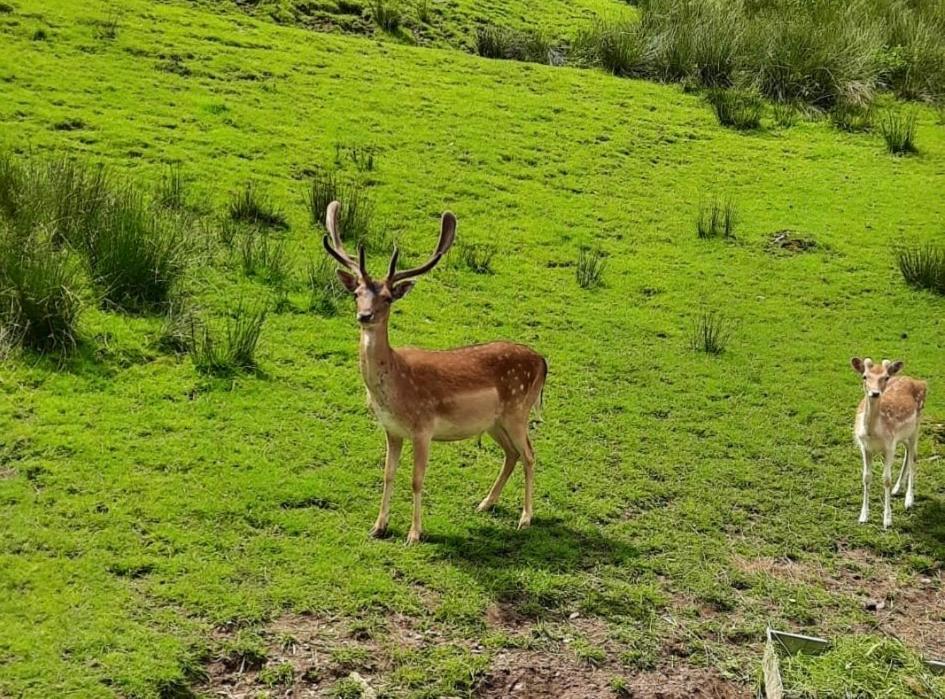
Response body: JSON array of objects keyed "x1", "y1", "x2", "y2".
[{"x1": 1, "y1": 0, "x2": 945, "y2": 697}]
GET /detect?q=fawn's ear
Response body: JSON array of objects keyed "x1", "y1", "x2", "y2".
[
  {"x1": 885, "y1": 360, "x2": 904, "y2": 376},
  {"x1": 337, "y1": 269, "x2": 359, "y2": 293},
  {"x1": 391, "y1": 280, "x2": 416, "y2": 300},
  {"x1": 851, "y1": 357, "x2": 865, "y2": 374}
]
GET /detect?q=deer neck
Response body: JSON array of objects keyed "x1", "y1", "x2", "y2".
[
  {"x1": 359, "y1": 319, "x2": 398, "y2": 396},
  {"x1": 862, "y1": 395, "x2": 882, "y2": 434}
]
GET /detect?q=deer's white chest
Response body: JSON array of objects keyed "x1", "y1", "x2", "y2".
[{"x1": 367, "y1": 390, "x2": 411, "y2": 438}]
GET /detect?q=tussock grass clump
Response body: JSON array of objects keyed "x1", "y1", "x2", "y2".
[
  {"x1": 155, "y1": 297, "x2": 193, "y2": 355},
  {"x1": 307, "y1": 257, "x2": 346, "y2": 316},
  {"x1": 415, "y1": 0, "x2": 432, "y2": 24},
  {"x1": 367, "y1": 0, "x2": 401, "y2": 32},
  {"x1": 571, "y1": 17, "x2": 646, "y2": 77},
  {"x1": 306, "y1": 170, "x2": 373, "y2": 247},
  {"x1": 228, "y1": 182, "x2": 288, "y2": 230},
  {"x1": 696, "y1": 198, "x2": 736, "y2": 239},
  {"x1": 156, "y1": 164, "x2": 188, "y2": 210},
  {"x1": 0, "y1": 226, "x2": 82, "y2": 354},
  {"x1": 772, "y1": 101, "x2": 799, "y2": 128},
  {"x1": 455, "y1": 242, "x2": 496, "y2": 274},
  {"x1": 475, "y1": 24, "x2": 552, "y2": 65},
  {"x1": 78, "y1": 190, "x2": 188, "y2": 312},
  {"x1": 689, "y1": 311, "x2": 730, "y2": 355},
  {"x1": 830, "y1": 101, "x2": 874, "y2": 132},
  {"x1": 189, "y1": 301, "x2": 267, "y2": 376},
  {"x1": 576, "y1": 248, "x2": 606, "y2": 289},
  {"x1": 237, "y1": 227, "x2": 289, "y2": 286},
  {"x1": 880, "y1": 109, "x2": 918, "y2": 154},
  {"x1": 898, "y1": 244, "x2": 945, "y2": 295},
  {"x1": 705, "y1": 88, "x2": 762, "y2": 130}
]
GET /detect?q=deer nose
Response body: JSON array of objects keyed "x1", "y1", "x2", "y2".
[
  {"x1": 869, "y1": 390, "x2": 881, "y2": 398},
  {"x1": 357, "y1": 311, "x2": 374, "y2": 324}
]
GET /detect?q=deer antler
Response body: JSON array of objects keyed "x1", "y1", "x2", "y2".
[
  {"x1": 322, "y1": 200, "x2": 370, "y2": 280},
  {"x1": 389, "y1": 212, "x2": 457, "y2": 283}
]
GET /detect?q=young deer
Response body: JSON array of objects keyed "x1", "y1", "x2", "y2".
[
  {"x1": 323, "y1": 201, "x2": 547, "y2": 544},
  {"x1": 851, "y1": 357, "x2": 927, "y2": 529}
]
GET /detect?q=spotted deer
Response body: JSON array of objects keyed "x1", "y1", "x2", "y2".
[
  {"x1": 323, "y1": 201, "x2": 547, "y2": 544},
  {"x1": 851, "y1": 357, "x2": 927, "y2": 529}
]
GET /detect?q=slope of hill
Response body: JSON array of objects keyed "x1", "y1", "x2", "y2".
[{"x1": 1, "y1": 0, "x2": 944, "y2": 697}]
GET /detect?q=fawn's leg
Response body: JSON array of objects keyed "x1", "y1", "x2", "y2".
[
  {"x1": 883, "y1": 445, "x2": 895, "y2": 529},
  {"x1": 859, "y1": 445, "x2": 871, "y2": 523},
  {"x1": 478, "y1": 426, "x2": 519, "y2": 512}
]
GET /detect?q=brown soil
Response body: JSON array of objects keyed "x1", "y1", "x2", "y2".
[{"x1": 733, "y1": 547, "x2": 945, "y2": 660}]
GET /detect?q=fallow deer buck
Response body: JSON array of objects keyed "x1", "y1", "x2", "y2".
[
  {"x1": 323, "y1": 201, "x2": 547, "y2": 544},
  {"x1": 851, "y1": 357, "x2": 927, "y2": 529}
]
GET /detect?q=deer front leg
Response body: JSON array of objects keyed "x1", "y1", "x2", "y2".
[
  {"x1": 859, "y1": 445, "x2": 871, "y2": 523},
  {"x1": 407, "y1": 435, "x2": 431, "y2": 545},
  {"x1": 371, "y1": 432, "x2": 403, "y2": 538},
  {"x1": 882, "y1": 446, "x2": 895, "y2": 529}
]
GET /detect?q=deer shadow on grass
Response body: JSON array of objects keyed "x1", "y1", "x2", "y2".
[
  {"x1": 903, "y1": 495, "x2": 945, "y2": 565},
  {"x1": 422, "y1": 516, "x2": 645, "y2": 618}
]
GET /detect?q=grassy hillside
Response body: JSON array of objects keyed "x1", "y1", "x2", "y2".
[
  {"x1": 2, "y1": 0, "x2": 945, "y2": 697},
  {"x1": 194, "y1": 0, "x2": 630, "y2": 49}
]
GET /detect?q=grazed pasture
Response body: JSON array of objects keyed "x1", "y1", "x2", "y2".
[{"x1": 1, "y1": 0, "x2": 944, "y2": 696}]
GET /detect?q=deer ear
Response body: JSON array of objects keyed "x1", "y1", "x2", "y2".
[
  {"x1": 337, "y1": 269, "x2": 358, "y2": 293},
  {"x1": 886, "y1": 360, "x2": 904, "y2": 376},
  {"x1": 851, "y1": 357, "x2": 865, "y2": 374},
  {"x1": 391, "y1": 280, "x2": 415, "y2": 300}
]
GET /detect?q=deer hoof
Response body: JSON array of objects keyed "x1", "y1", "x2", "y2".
[
  {"x1": 517, "y1": 515, "x2": 531, "y2": 530},
  {"x1": 858, "y1": 512, "x2": 868, "y2": 524},
  {"x1": 369, "y1": 524, "x2": 388, "y2": 539},
  {"x1": 406, "y1": 530, "x2": 422, "y2": 545},
  {"x1": 476, "y1": 499, "x2": 494, "y2": 513}
]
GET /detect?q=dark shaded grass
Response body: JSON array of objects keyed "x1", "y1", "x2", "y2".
[
  {"x1": 830, "y1": 101, "x2": 874, "y2": 132},
  {"x1": 571, "y1": 17, "x2": 646, "y2": 77},
  {"x1": 229, "y1": 182, "x2": 288, "y2": 230},
  {"x1": 898, "y1": 244, "x2": 945, "y2": 294}
]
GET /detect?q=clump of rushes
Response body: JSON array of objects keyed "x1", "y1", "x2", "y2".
[
  {"x1": 0, "y1": 226, "x2": 82, "y2": 354},
  {"x1": 696, "y1": 198, "x2": 736, "y2": 239},
  {"x1": 156, "y1": 164, "x2": 188, "y2": 210},
  {"x1": 475, "y1": 24, "x2": 552, "y2": 64},
  {"x1": 237, "y1": 226, "x2": 289, "y2": 287},
  {"x1": 228, "y1": 182, "x2": 288, "y2": 230},
  {"x1": 880, "y1": 109, "x2": 918, "y2": 155},
  {"x1": 571, "y1": 17, "x2": 646, "y2": 77},
  {"x1": 829, "y1": 101, "x2": 873, "y2": 132},
  {"x1": 576, "y1": 247, "x2": 606, "y2": 289},
  {"x1": 456, "y1": 242, "x2": 496, "y2": 274},
  {"x1": 307, "y1": 257, "x2": 346, "y2": 316},
  {"x1": 189, "y1": 301, "x2": 268, "y2": 376},
  {"x1": 898, "y1": 244, "x2": 945, "y2": 295},
  {"x1": 689, "y1": 310, "x2": 730, "y2": 354},
  {"x1": 305, "y1": 170, "x2": 373, "y2": 248},
  {"x1": 705, "y1": 88, "x2": 763, "y2": 130},
  {"x1": 368, "y1": 0, "x2": 401, "y2": 32}
]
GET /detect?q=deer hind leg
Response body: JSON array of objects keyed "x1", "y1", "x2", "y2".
[
  {"x1": 503, "y1": 418, "x2": 535, "y2": 530},
  {"x1": 477, "y1": 426, "x2": 519, "y2": 513},
  {"x1": 905, "y1": 434, "x2": 918, "y2": 510},
  {"x1": 371, "y1": 432, "x2": 403, "y2": 538},
  {"x1": 892, "y1": 446, "x2": 908, "y2": 496},
  {"x1": 883, "y1": 446, "x2": 895, "y2": 529},
  {"x1": 407, "y1": 434, "x2": 431, "y2": 545}
]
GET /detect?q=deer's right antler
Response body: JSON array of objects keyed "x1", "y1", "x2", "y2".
[
  {"x1": 323, "y1": 200, "x2": 370, "y2": 280},
  {"x1": 388, "y1": 212, "x2": 457, "y2": 283}
]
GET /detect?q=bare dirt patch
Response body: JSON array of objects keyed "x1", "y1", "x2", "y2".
[
  {"x1": 732, "y1": 548, "x2": 945, "y2": 659},
  {"x1": 766, "y1": 230, "x2": 817, "y2": 254}
]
